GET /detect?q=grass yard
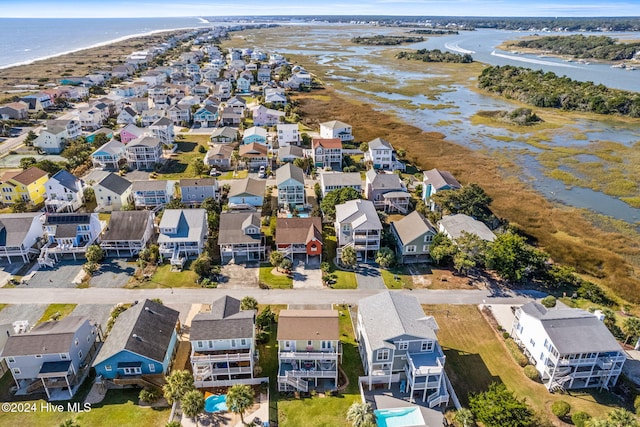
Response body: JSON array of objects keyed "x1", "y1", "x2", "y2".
[
  {"x1": 429, "y1": 304, "x2": 620, "y2": 421},
  {"x1": 155, "y1": 141, "x2": 208, "y2": 180},
  {"x1": 126, "y1": 263, "x2": 199, "y2": 289},
  {"x1": 259, "y1": 263, "x2": 293, "y2": 289},
  {"x1": 37, "y1": 304, "x2": 77, "y2": 324},
  {"x1": 218, "y1": 169, "x2": 249, "y2": 180},
  {"x1": 323, "y1": 232, "x2": 357, "y2": 289},
  {"x1": 380, "y1": 265, "x2": 414, "y2": 289}
]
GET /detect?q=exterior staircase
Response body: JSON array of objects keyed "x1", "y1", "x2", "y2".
[
  {"x1": 427, "y1": 380, "x2": 450, "y2": 408},
  {"x1": 38, "y1": 246, "x2": 56, "y2": 268},
  {"x1": 284, "y1": 373, "x2": 308, "y2": 392}
]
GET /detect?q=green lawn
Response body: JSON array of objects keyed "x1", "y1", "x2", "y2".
[
  {"x1": 323, "y1": 231, "x2": 357, "y2": 289},
  {"x1": 37, "y1": 304, "x2": 77, "y2": 324},
  {"x1": 259, "y1": 263, "x2": 293, "y2": 289},
  {"x1": 380, "y1": 265, "x2": 414, "y2": 289},
  {"x1": 430, "y1": 304, "x2": 619, "y2": 420},
  {"x1": 218, "y1": 170, "x2": 249, "y2": 180},
  {"x1": 154, "y1": 141, "x2": 208, "y2": 180},
  {"x1": 126, "y1": 263, "x2": 199, "y2": 289}
]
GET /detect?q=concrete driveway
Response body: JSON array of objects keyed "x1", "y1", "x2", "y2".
[
  {"x1": 70, "y1": 304, "x2": 114, "y2": 329},
  {"x1": 355, "y1": 264, "x2": 386, "y2": 290},
  {"x1": 293, "y1": 260, "x2": 324, "y2": 289},
  {"x1": 24, "y1": 260, "x2": 84, "y2": 288},
  {"x1": 218, "y1": 262, "x2": 259, "y2": 289},
  {"x1": 90, "y1": 259, "x2": 137, "y2": 288},
  {"x1": 0, "y1": 304, "x2": 48, "y2": 327}
]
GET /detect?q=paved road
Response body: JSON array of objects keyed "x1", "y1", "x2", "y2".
[{"x1": 0, "y1": 287, "x2": 534, "y2": 306}]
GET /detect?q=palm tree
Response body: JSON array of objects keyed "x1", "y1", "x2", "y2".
[
  {"x1": 607, "y1": 408, "x2": 639, "y2": 427},
  {"x1": 453, "y1": 408, "x2": 476, "y2": 427},
  {"x1": 163, "y1": 370, "x2": 195, "y2": 405},
  {"x1": 226, "y1": 384, "x2": 255, "y2": 425},
  {"x1": 181, "y1": 389, "x2": 205, "y2": 427},
  {"x1": 346, "y1": 402, "x2": 375, "y2": 427}
]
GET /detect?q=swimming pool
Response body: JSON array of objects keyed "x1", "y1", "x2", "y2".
[
  {"x1": 286, "y1": 213, "x2": 309, "y2": 218},
  {"x1": 374, "y1": 407, "x2": 425, "y2": 427},
  {"x1": 204, "y1": 394, "x2": 228, "y2": 413}
]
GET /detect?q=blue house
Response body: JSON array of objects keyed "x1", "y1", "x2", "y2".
[
  {"x1": 193, "y1": 105, "x2": 218, "y2": 128},
  {"x1": 228, "y1": 178, "x2": 266, "y2": 208},
  {"x1": 93, "y1": 299, "x2": 180, "y2": 384},
  {"x1": 242, "y1": 126, "x2": 268, "y2": 146}
]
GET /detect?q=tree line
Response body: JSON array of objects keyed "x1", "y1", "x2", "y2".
[
  {"x1": 396, "y1": 49, "x2": 473, "y2": 63},
  {"x1": 513, "y1": 34, "x2": 640, "y2": 61},
  {"x1": 478, "y1": 65, "x2": 640, "y2": 117},
  {"x1": 351, "y1": 35, "x2": 424, "y2": 45}
]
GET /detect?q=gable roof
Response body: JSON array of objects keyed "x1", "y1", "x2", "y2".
[
  {"x1": 131, "y1": 180, "x2": 170, "y2": 192},
  {"x1": 358, "y1": 292, "x2": 438, "y2": 350},
  {"x1": 207, "y1": 144, "x2": 234, "y2": 159},
  {"x1": 102, "y1": 210, "x2": 153, "y2": 242},
  {"x1": 278, "y1": 145, "x2": 304, "y2": 159},
  {"x1": 277, "y1": 310, "x2": 339, "y2": 341},
  {"x1": 243, "y1": 126, "x2": 268, "y2": 139},
  {"x1": 158, "y1": 209, "x2": 207, "y2": 243},
  {"x1": 391, "y1": 211, "x2": 436, "y2": 245},
  {"x1": 519, "y1": 302, "x2": 622, "y2": 355},
  {"x1": 275, "y1": 217, "x2": 322, "y2": 245},
  {"x1": 151, "y1": 116, "x2": 173, "y2": 127},
  {"x1": 121, "y1": 106, "x2": 138, "y2": 117},
  {"x1": 3, "y1": 316, "x2": 90, "y2": 356},
  {"x1": 120, "y1": 123, "x2": 145, "y2": 137},
  {"x1": 320, "y1": 171, "x2": 362, "y2": 188},
  {"x1": 320, "y1": 120, "x2": 350, "y2": 130},
  {"x1": 93, "y1": 139, "x2": 125, "y2": 156},
  {"x1": 368, "y1": 137, "x2": 393, "y2": 150},
  {"x1": 50, "y1": 170, "x2": 80, "y2": 192},
  {"x1": 217, "y1": 212, "x2": 262, "y2": 245},
  {"x1": 276, "y1": 163, "x2": 304, "y2": 186},
  {"x1": 423, "y1": 168, "x2": 461, "y2": 191},
  {"x1": 335, "y1": 199, "x2": 382, "y2": 231},
  {"x1": 10, "y1": 167, "x2": 48, "y2": 185},
  {"x1": 93, "y1": 300, "x2": 179, "y2": 365},
  {"x1": 439, "y1": 214, "x2": 496, "y2": 242},
  {"x1": 239, "y1": 142, "x2": 268, "y2": 157},
  {"x1": 228, "y1": 178, "x2": 265, "y2": 198},
  {"x1": 98, "y1": 173, "x2": 131, "y2": 195},
  {"x1": 211, "y1": 127, "x2": 238, "y2": 140},
  {"x1": 365, "y1": 170, "x2": 404, "y2": 191},
  {"x1": 127, "y1": 136, "x2": 161, "y2": 148},
  {"x1": 180, "y1": 177, "x2": 216, "y2": 188},
  {"x1": 0, "y1": 212, "x2": 43, "y2": 247},
  {"x1": 190, "y1": 295, "x2": 256, "y2": 341},
  {"x1": 312, "y1": 138, "x2": 342, "y2": 149}
]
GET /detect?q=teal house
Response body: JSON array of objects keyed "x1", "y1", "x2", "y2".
[{"x1": 93, "y1": 299, "x2": 180, "y2": 383}]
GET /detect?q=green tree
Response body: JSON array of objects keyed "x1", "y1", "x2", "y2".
[
  {"x1": 269, "y1": 250, "x2": 284, "y2": 271},
  {"x1": 191, "y1": 158, "x2": 207, "y2": 176},
  {"x1": 11, "y1": 199, "x2": 28, "y2": 213},
  {"x1": 165, "y1": 422, "x2": 182, "y2": 427},
  {"x1": 341, "y1": 245, "x2": 357, "y2": 268},
  {"x1": 280, "y1": 257, "x2": 293, "y2": 273},
  {"x1": 19, "y1": 157, "x2": 37, "y2": 170},
  {"x1": 226, "y1": 384, "x2": 254, "y2": 425},
  {"x1": 320, "y1": 187, "x2": 361, "y2": 221},
  {"x1": 320, "y1": 262, "x2": 331, "y2": 274},
  {"x1": 92, "y1": 132, "x2": 109, "y2": 146},
  {"x1": 24, "y1": 130, "x2": 37, "y2": 146},
  {"x1": 61, "y1": 137, "x2": 93, "y2": 169},
  {"x1": 469, "y1": 382, "x2": 534, "y2": 427},
  {"x1": 256, "y1": 306, "x2": 275, "y2": 331},
  {"x1": 429, "y1": 233, "x2": 457, "y2": 265},
  {"x1": 162, "y1": 370, "x2": 195, "y2": 405},
  {"x1": 453, "y1": 408, "x2": 476, "y2": 427},
  {"x1": 485, "y1": 231, "x2": 546, "y2": 284},
  {"x1": 623, "y1": 317, "x2": 640, "y2": 345},
  {"x1": 431, "y1": 183, "x2": 493, "y2": 223},
  {"x1": 139, "y1": 387, "x2": 161, "y2": 403},
  {"x1": 240, "y1": 296, "x2": 258, "y2": 311},
  {"x1": 541, "y1": 295, "x2": 557, "y2": 308},
  {"x1": 572, "y1": 411, "x2": 591, "y2": 427},
  {"x1": 192, "y1": 254, "x2": 212, "y2": 278},
  {"x1": 346, "y1": 402, "x2": 375, "y2": 427},
  {"x1": 453, "y1": 251, "x2": 475, "y2": 275},
  {"x1": 85, "y1": 244, "x2": 104, "y2": 264},
  {"x1": 34, "y1": 159, "x2": 65, "y2": 175},
  {"x1": 83, "y1": 187, "x2": 95, "y2": 203},
  {"x1": 181, "y1": 389, "x2": 205, "y2": 426},
  {"x1": 588, "y1": 408, "x2": 639, "y2": 427},
  {"x1": 375, "y1": 247, "x2": 395, "y2": 269},
  {"x1": 165, "y1": 199, "x2": 186, "y2": 210},
  {"x1": 551, "y1": 400, "x2": 571, "y2": 418}
]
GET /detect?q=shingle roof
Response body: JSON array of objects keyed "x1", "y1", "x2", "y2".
[
  {"x1": 391, "y1": 211, "x2": 436, "y2": 245},
  {"x1": 50, "y1": 170, "x2": 80, "y2": 192},
  {"x1": 211, "y1": 127, "x2": 238, "y2": 140},
  {"x1": 102, "y1": 210, "x2": 153, "y2": 242},
  {"x1": 368, "y1": 137, "x2": 393, "y2": 150},
  {"x1": 277, "y1": 310, "x2": 339, "y2": 341},
  {"x1": 217, "y1": 212, "x2": 262, "y2": 245},
  {"x1": 312, "y1": 138, "x2": 342, "y2": 149},
  {"x1": 320, "y1": 172, "x2": 362, "y2": 188},
  {"x1": 190, "y1": 296, "x2": 256, "y2": 341},
  {"x1": 243, "y1": 127, "x2": 268, "y2": 139},
  {"x1": 179, "y1": 178, "x2": 216, "y2": 187},
  {"x1": 275, "y1": 217, "x2": 322, "y2": 245},
  {"x1": 358, "y1": 292, "x2": 437, "y2": 351},
  {"x1": 276, "y1": 163, "x2": 304, "y2": 186},
  {"x1": 423, "y1": 168, "x2": 461, "y2": 191},
  {"x1": 438, "y1": 214, "x2": 496, "y2": 242},
  {"x1": 93, "y1": 139, "x2": 125, "y2": 156},
  {"x1": 93, "y1": 300, "x2": 179, "y2": 365},
  {"x1": 120, "y1": 124, "x2": 145, "y2": 137},
  {"x1": 278, "y1": 146, "x2": 304, "y2": 159},
  {"x1": 335, "y1": 199, "x2": 382, "y2": 231},
  {"x1": 239, "y1": 142, "x2": 268, "y2": 157},
  {"x1": 3, "y1": 316, "x2": 90, "y2": 356},
  {"x1": 151, "y1": 117, "x2": 173, "y2": 127},
  {"x1": 519, "y1": 302, "x2": 623, "y2": 355},
  {"x1": 228, "y1": 178, "x2": 265, "y2": 198},
  {"x1": 158, "y1": 209, "x2": 207, "y2": 243},
  {"x1": 366, "y1": 170, "x2": 404, "y2": 191},
  {"x1": 320, "y1": 120, "x2": 350, "y2": 130},
  {"x1": 11, "y1": 167, "x2": 48, "y2": 185},
  {"x1": 0, "y1": 213, "x2": 42, "y2": 247},
  {"x1": 98, "y1": 173, "x2": 131, "y2": 195},
  {"x1": 207, "y1": 144, "x2": 234, "y2": 159},
  {"x1": 127, "y1": 136, "x2": 161, "y2": 148},
  {"x1": 131, "y1": 180, "x2": 170, "y2": 192}
]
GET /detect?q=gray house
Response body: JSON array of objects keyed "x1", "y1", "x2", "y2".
[
  {"x1": 3, "y1": 316, "x2": 100, "y2": 400},
  {"x1": 357, "y1": 292, "x2": 449, "y2": 407},
  {"x1": 438, "y1": 214, "x2": 496, "y2": 242},
  {"x1": 100, "y1": 210, "x2": 155, "y2": 257},
  {"x1": 422, "y1": 168, "x2": 461, "y2": 210},
  {"x1": 218, "y1": 212, "x2": 266, "y2": 263},
  {"x1": 364, "y1": 169, "x2": 410, "y2": 214},
  {"x1": 390, "y1": 211, "x2": 437, "y2": 264},
  {"x1": 335, "y1": 199, "x2": 382, "y2": 263},
  {"x1": 204, "y1": 144, "x2": 234, "y2": 170},
  {"x1": 319, "y1": 171, "x2": 362, "y2": 197},
  {"x1": 0, "y1": 212, "x2": 44, "y2": 264},
  {"x1": 180, "y1": 178, "x2": 218, "y2": 207},
  {"x1": 158, "y1": 209, "x2": 208, "y2": 267},
  {"x1": 276, "y1": 163, "x2": 305, "y2": 210}
]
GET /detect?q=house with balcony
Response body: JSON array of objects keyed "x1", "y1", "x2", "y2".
[
  {"x1": 390, "y1": 211, "x2": 437, "y2": 264},
  {"x1": 204, "y1": 144, "x2": 234, "y2": 170},
  {"x1": 117, "y1": 106, "x2": 139, "y2": 125},
  {"x1": 357, "y1": 292, "x2": 450, "y2": 406},
  {"x1": 227, "y1": 95, "x2": 247, "y2": 115},
  {"x1": 91, "y1": 139, "x2": 125, "y2": 170},
  {"x1": 335, "y1": 199, "x2": 382, "y2": 263},
  {"x1": 228, "y1": 178, "x2": 265, "y2": 208},
  {"x1": 21, "y1": 93, "x2": 53, "y2": 112},
  {"x1": 218, "y1": 212, "x2": 265, "y2": 263},
  {"x1": 149, "y1": 117, "x2": 175, "y2": 148},
  {"x1": 311, "y1": 138, "x2": 342, "y2": 170},
  {"x1": 364, "y1": 170, "x2": 410, "y2": 214},
  {"x1": 364, "y1": 137, "x2": 405, "y2": 172},
  {"x1": 125, "y1": 136, "x2": 163, "y2": 170},
  {"x1": 438, "y1": 214, "x2": 496, "y2": 243},
  {"x1": 319, "y1": 120, "x2": 353, "y2": 142},
  {"x1": 141, "y1": 109, "x2": 164, "y2": 127},
  {"x1": 276, "y1": 163, "x2": 305, "y2": 210},
  {"x1": 3, "y1": 316, "x2": 99, "y2": 400},
  {"x1": 219, "y1": 107, "x2": 242, "y2": 127},
  {"x1": 0, "y1": 212, "x2": 44, "y2": 264},
  {"x1": 131, "y1": 180, "x2": 175, "y2": 209},
  {"x1": 242, "y1": 126, "x2": 268, "y2": 146},
  {"x1": 318, "y1": 171, "x2": 362, "y2": 197},
  {"x1": 158, "y1": 209, "x2": 207, "y2": 267},
  {"x1": 512, "y1": 302, "x2": 626, "y2": 391},
  {"x1": 119, "y1": 124, "x2": 146, "y2": 144},
  {"x1": 252, "y1": 105, "x2": 285, "y2": 126},
  {"x1": 257, "y1": 66, "x2": 272, "y2": 83},
  {"x1": 422, "y1": 169, "x2": 461, "y2": 211},
  {"x1": 168, "y1": 104, "x2": 191, "y2": 126},
  {"x1": 275, "y1": 217, "x2": 322, "y2": 263},
  {"x1": 93, "y1": 172, "x2": 132, "y2": 212},
  {"x1": 239, "y1": 143, "x2": 269, "y2": 171},
  {"x1": 38, "y1": 213, "x2": 103, "y2": 267},
  {"x1": 193, "y1": 105, "x2": 218, "y2": 128},
  {"x1": 277, "y1": 123, "x2": 299, "y2": 148},
  {"x1": 277, "y1": 146, "x2": 304, "y2": 164},
  {"x1": 264, "y1": 88, "x2": 286, "y2": 105},
  {"x1": 180, "y1": 178, "x2": 218, "y2": 207},
  {"x1": 44, "y1": 170, "x2": 84, "y2": 213},
  {"x1": 93, "y1": 299, "x2": 179, "y2": 388},
  {"x1": 33, "y1": 119, "x2": 81, "y2": 154},
  {"x1": 210, "y1": 127, "x2": 238, "y2": 144},
  {"x1": 277, "y1": 309, "x2": 340, "y2": 392},
  {"x1": 191, "y1": 295, "x2": 257, "y2": 388},
  {"x1": 0, "y1": 101, "x2": 28, "y2": 120},
  {"x1": 100, "y1": 210, "x2": 155, "y2": 257},
  {"x1": 0, "y1": 167, "x2": 49, "y2": 206}
]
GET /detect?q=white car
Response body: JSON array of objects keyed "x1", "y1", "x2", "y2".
[
  {"x1": 209, "y1": 167, "x2": 221, "y2": 176},
  {"x1": 258, "y1": 166, "x2": 266, "y2": 178}
]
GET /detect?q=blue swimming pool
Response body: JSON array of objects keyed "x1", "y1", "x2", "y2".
[
  {"x1": 286, "y1": 213, "x2": 309, "y2": 218},
  {"x1": 374, "y1": 407, "x2": 425, "y2": 427},
  {"x1": 204, "y1": 394, "x2": 228, "y2": 413}
]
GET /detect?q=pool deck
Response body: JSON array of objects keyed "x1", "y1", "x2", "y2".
[
  {"x1": 180, "y1": 392, "x2": 269, "y2": 427},
  {"x1": 363, "y1": 382, "x2": 444, "y2": 427}
]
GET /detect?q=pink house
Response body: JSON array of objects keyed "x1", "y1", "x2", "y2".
[{"x1": 120, "y1": 124, "x2": 146, "y2": 144}]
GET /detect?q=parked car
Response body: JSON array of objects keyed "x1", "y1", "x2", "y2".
[
  {"x1": 258, "y1": 166, "x2": 266, "y2": 178},
  {"x1": 209, "y1": 167, "x2": 221, "y2": 176}
]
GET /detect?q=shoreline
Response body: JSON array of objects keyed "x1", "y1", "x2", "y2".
[{"x1": 0, "y1": 25, "x2": 210, "y2": 71}]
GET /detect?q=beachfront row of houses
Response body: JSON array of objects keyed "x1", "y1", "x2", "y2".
[{"x1": 0, "y1": 292, "x2": 625, "y2": 406}]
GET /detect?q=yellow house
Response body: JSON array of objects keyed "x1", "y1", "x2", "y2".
[{"x1": 0, "y1": 167, "x2": 49, "y2": 206}]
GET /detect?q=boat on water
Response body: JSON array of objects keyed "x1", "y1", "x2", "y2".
[{"x1": 611, "y1": 63, "x2": 626, "y2": 69}]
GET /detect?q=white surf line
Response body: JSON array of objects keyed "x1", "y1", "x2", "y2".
[
  {"x1": 444, "y1": 42, "x2": 475, "y2": 54},
  {"x1": 490, "y1": 50, "x2": 580, "y2": 69}
]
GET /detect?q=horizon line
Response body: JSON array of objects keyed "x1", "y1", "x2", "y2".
[{"x1": 2, "y1": 14, "x2": 640, "y2": 19}]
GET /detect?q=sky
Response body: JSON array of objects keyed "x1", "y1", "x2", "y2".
[{"x1": 2, "y1": 0, "x2": 640, "y2": 18}]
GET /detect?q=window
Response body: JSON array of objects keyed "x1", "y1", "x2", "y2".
[
  {"x1": 529, "y1": 339, "x2": 536, "y2": 347},
  {"x1": 231, "y1": 339, "x2": 236, "y2": 348},
  {"x1": 149, "y1": 364, "x2": 156, "y2": 372},
  {"x1": 377, "y1": 349, "x2": 390, "y2": 361},
  {"x1": 12, "y1": 368, "x2": 21, "y2": 375},
  {"x1": 424, "y1": 234, "x2": 433, "y2": 243},
  {"x1": 105, "y1": 365, "x2": 112, "y2": 372},
  {"x1": 208, "y1": 340, "x2": 213, "y2": 348},
  {"x1": 241, "y1": 339, "x2": 247, "y2": 346},
  {"x1": 398, "y1": 342, "x2": 408, "y2": 351},
  {"x1": 7, "y1": 357, "x2": 14, "y2": 363},
  {"x1": 421, "y1": 341, "x2": 433, "y2": 352},
  {"x1": 406, "y1": 245, "x2": 416, "y2": 253},
  {"x1": 423, "y1": 245, "x2": 430, "y2": 252},
  {"x1": 197, "y1": 341, "x2": 203, "y2": 348}
]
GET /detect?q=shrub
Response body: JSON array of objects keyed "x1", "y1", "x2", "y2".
[
  {"x1": 551, "y1": 400, "x2": 570, "y2": 418},
  {"x1": 524, "y1": 365, "x2": 539, "y2": 381},
  {"x1": 502, "y1": 331, "x2": 510, "y2": 339},
  {"x1": 139, "y1": 387, "x2": 161, "y2": 403},
  {"x1": 541, "y1": 295, "x2": 556, "y2": 308},
  {"x1": 505, "y1": 338, "x2": 529, "y2": 367},
  {"x1": 635, "y1": 395, "x2": 640, "y2": 413},
  {"x1": 571, "y1": 411, "x2": 591, "y2": 427}
]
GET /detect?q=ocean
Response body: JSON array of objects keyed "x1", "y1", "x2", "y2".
[{"x1": 0, "y1": 17, "x2": 213, "y2": 69}]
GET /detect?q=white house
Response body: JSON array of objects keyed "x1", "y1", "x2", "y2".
[
  {"x1": 319, "y1": 120, "x2": 353, "y2": 142},
  {"x1": 365, "y1": 137, "x2": 405, "y2": 171},
  {"x1": 438, "y1": 214, "x2": 496, "y2": 242},
  {"x1": 44, "y1": 170, "x2": 84, "y2": 213},
  {"x1": 33, "y1": 119, "x2": 81, "y2": 154},
  {"x1": 93, "y1": 172, "x2": 132, "y2": 212},
  {"x1": 275, "y1": 163, "x2": 305, "y2": 210},
  {"x1": 0, "y1": 213, "x2": 44, "y2": 264},
  {"x1": 335, "y1": 199, "x2": 382, "y2": 262},
  {"x1": 158, "y1": 209, "x2": 208, "y2": 267},
  {"x1": 276, "y1": 123, "x2": 299, "y2": 148}
]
